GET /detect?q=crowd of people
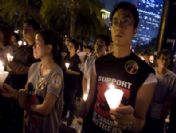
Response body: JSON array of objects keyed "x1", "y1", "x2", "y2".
[{"x1": 0, "y1": 1, "x2": 175, "y2": 133}]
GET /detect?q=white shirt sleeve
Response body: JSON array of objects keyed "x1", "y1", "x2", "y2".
[{"x1": 143, "y1": 73, "x2": 157, "y2": 86}]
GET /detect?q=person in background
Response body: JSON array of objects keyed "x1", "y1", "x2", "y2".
[
  {"x1": 84, "y1": 45, "x2": 94, "y2": 59},
  {"x1": 107, "y1": 42, "x2": 113, "y2": 54},
  {"x1": 79, "y1": 44, "x2": 94, "y2": 72},
  {"x1": 5, "y1": 18, "x2": 41, "y2": 88},
  {"x1": 62, "y1": 38, "x2": 82, "y2": 126},
  {"x1": 0, "y1": 25, "x2": 12, "y2": 60},
  {"x1": 10, "y1": 32, "x2": 20, "y2": 46},
  {"x1": 169, "y1": 90, "x2": 176, "y2": 133},
  {"x1": 0, "y1": 25, "x2": 12, "y2": 50},
  {"x1": 0, "y1": 25, "x2": 14, "y2": 133},
  {"x1": 0, "y1": 29, "x2": 64, "y2": 133},
  {"x1": 143, "y1": 49, "x2": 176, "y2": 133},
  {"x1": 1, "y1": 18, "x2": 40, "y2": 133},
  {"x1": 61, "y1": 35, "x2": 70, "y2": 60},
  {"x1": 80, "y1": 2, "x2": 157, "y2": 133},
  {"x1": 143, "y1": 48, "x2": 154, "y2": 67},
  {"x1": 82, "y1": 34, "x2": 110, "y2": 100}
]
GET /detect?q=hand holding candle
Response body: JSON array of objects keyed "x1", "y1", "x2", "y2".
[
  {"x1": 105, "y1": 84, "x2": 123, "y2": 110},
  {"x1": 6, "y1": 53, "x2": 14, "y2": 62}
]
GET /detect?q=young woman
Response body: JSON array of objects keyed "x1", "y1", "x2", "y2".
[{"x1": 0, "y1": 29, "x2": 64, "y2": 133}]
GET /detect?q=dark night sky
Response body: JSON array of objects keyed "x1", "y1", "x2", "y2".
[
  {"x1": 100, "y1": 0, "x2": 117, "y2": 11},
  {"x1": 101, "y1": 0, "x2": 138, "y2": 11}
]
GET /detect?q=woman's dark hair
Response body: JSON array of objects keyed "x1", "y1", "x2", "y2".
[
  {"x1": 37, "y1": 29, "x2": 62, "y2": 65},
  {"x1": 110, "y1": 2, "x2": 139, "y2": 29},
  {"x1": 69, "y1": 38, "x2": 79, "y2": 51},
  {"x1": 23, "y1": 18, "x2": 41, "y2": 31},
  {"x1": 96, "y1": 34, "x2": 111, "y2": 46}
]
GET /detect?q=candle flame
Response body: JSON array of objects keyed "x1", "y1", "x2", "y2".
[
  {"x1": 65, "y1": 62, "x2": 70, "y2": 69},
  {"x1": 105, "y1": 84, "x2": 124, "y2": 110},
  {"x1": 6, "y1": 53, "x2": 14, "y2": 62},
  {"x1": 83, "y1": 93, "x2": 88, "y2": 101},
  {"x1": 109, "y1": 84, "x2": 115, "y2": 90}
]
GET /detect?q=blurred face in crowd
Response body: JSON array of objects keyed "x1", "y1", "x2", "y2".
[
  {"x1": 33, "y1": 33, "x2": 52, "y2": 60},
  {"x1": 156, "y1": 54, "x2": 170, "y2": 69},
  {"x1": 23, "y1": 23, "x2": 36, "y2": 44},
  {"x1": 111, "y1": 9, "x2": 136, "y2": 47},
  {"x1": 64, "y1": 37, "x2": 70, "y2": 48},
  {"x1": 68, "y1": 42, "x2": 76, "y2": 54},
  {"x1": 94, "y1": 38, "x2": 107, "y2": 56}
]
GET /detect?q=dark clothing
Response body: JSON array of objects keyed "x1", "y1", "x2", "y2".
[
  {"x1": 0, "y1": 45, "x2": 36, "y2": 133},
  {"x1": 5, "y1": 45, "x2": 36, "y2": 89},
  {"x1": 82, "y1": 52, "x2": 155, "y2": 133},
  {"x1": 169, "y1": 95, "x2": 176, "y2": 133},
  {"x1": 143, "y1": 116, "x2": 164, "y2": 133},
  {"x1": 62, "y1": 54, "x2": 82, "y2": 121}
]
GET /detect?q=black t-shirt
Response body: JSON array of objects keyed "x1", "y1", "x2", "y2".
[
  {"x1": 82, "y1": 52, "x2": 155, "y2": 133},
  {"x1": 63, "y1": 54, "x2": 82, "y2": 91}
]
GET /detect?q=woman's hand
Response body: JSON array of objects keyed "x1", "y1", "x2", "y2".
[
  {"x1": 0, "y1": 83, "x2": 18, "y2": 99},
  {"x1": 110, "y1": 105, "x2": 136, "y2": 130}
]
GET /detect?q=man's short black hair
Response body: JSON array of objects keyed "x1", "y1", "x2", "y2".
[
  {"x1": 69, "y1": 38, "x2": 79, "y2": 51},
  {"x1": 110, "y1": 2, "x2": 139, "y2": 29},
  {"x1": 96, "y1": 34, "x2": 111, "y2": 46},
  {"x1": 23, "y1": 18, "x2": 41, "y2": 30}
]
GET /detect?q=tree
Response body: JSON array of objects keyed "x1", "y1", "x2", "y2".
[
  {"x1": 0, "y1": 0, "x2": 109, "y2": 41},
  {"x1": 0, "y1": 0, "x2": 42, "y2": 28}
]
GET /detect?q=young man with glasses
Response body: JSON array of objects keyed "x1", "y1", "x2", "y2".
[{"x1": 81, "y1": 2, "x2": 157, "y2": 133}]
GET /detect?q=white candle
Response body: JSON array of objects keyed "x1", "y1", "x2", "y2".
[
  {"x1": 65, "y1": 62, "x2": 70, "y2": 69},
  {"x1": 0, "y1": 60, "x2": 9, "y2": 85},
  {"x1": 6, "y1": 53, "x2": 14, "y2": 62},
  {"x1": 83, "y1": 93, "x2": 88, "y2": 101},
  {"x1": 0, "y1": 71, "x2": 9, "y2": 84},
  {"x1": 0, "y1": 60, "x2": 4, "y2": 71},
  {"x1": 18, "y1": 40, "x2": 23, "y2": 46},
  {"x1": 104, "y1": 84, "x2": 123, "y2": 110}
]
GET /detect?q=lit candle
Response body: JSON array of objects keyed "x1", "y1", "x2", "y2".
[
  {"x1": 104, "y1": 84, "x2": 123, "y2": 110},
  {"x1": 18, "y1": 40, "x2": 23, "y2": 46},
  {"x1": 23, "y1": 41, "x2": 27, "y2": 46},
  {"x1": 83, "y1": 93, "x2": 88, "y2": 101},
  {"x1": 6, "y1": 53, "x2": 14, "y2": 62},
  {"x1": 0, "y1": 60, "x2": 4, "y2": 71},
  {"x1": 0, "y1": 60, "x2": 9, "y2": 85},
  {"x1": 65, "y1": 62, "x2": 70, "y2": 69}
]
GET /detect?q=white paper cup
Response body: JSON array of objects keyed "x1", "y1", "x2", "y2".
[
  {"x1": 105, "y1": 88, "x2": 123, "y2": 110},
  {"x1": 0, "y1": 71, "x2": 9, "y2": 85}
]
